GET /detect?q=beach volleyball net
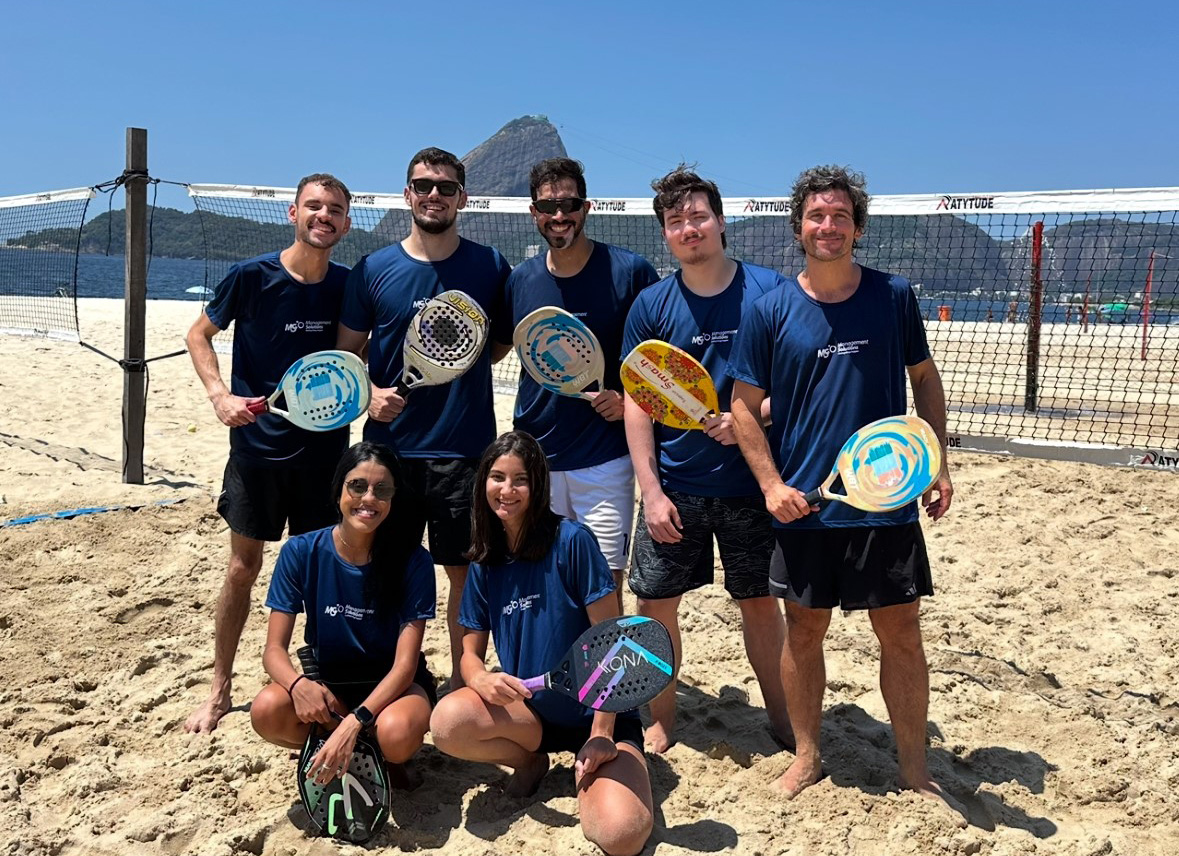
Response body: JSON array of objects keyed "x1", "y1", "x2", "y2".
[
  {"x1": 0, "y1": 186, "x2": 94, "y2": 340},
  {"x1": 134, "y1": 184, "x2": 1178, "y2": 468}
]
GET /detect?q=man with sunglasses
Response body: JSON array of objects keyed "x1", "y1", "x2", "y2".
[
  {"x1": 184, "y1": 173, "x2": 353, "y2": 733},
  {"x1": 497, "y1": 157, "x2": 659, "y2": 601},
  {"x1": 338, "y1": 147, "x2": 511, "y2": 693}
]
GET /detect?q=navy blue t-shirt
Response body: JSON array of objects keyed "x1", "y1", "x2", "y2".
[
  {"x1": 623, "y1": 262, "x2": 787, "y2": 497},
  {"x1": 265, "y1": 527, "x2": 436, "y2": 684},
  {"x1": 499, "y1": 242, "x2": 658, "y2": 471},
  {"x1": 204, "y1": 252, "x2": 350, "y2": 466},
  {"x1": 340, "y1": 239, "x2": 511, "y2": 459},
  {"x1": 460, "y1": 519, "x2": 638, "y2": 729},
  {"x1": 727, "y1": 266, "x2": 931, "y2": 528}
]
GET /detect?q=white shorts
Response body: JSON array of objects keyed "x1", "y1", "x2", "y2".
[{"x1": 549, "y1": 455, "x2": 635, "y2": 570}]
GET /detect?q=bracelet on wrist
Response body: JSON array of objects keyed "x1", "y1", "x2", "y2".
[{"x1": 287, "y1": 674, "x2": 307, "y2": 696}]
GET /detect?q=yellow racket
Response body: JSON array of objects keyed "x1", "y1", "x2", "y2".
[{"x1": 620, "y1": 340, "x2": 719, "y2": 431}]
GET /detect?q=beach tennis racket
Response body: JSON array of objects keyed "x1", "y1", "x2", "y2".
[
  {"x1": 297, "y1": 723, "x2": 389, "y2": 843},
  {"x1": 392, "y1": 290, "x2": 489, "y2": 396},
  {"x1": 246, "y1": 349, "x2": 370, "y2": 431},
  {"x1": 803, "y1": 415, "x2": 942, "y2": 512},
  {"x1": 295, "y1": 647, "x2": 390, "y2": 844},
  {"x1": 621, "y1": 340, "x2": 720, "y2": 430},
  {"x1": 520, "y1": 616, "x2": 674, "y2": 713},
  {"x1": 513, "y1": 306, "x2": 605, "y2": 401}
]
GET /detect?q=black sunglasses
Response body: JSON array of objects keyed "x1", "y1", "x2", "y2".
[
  {"x1": 344, "y1": 478, "x2": 395, "y2": 501},
  {"x1": 409, "y1": 178, "x2": 463, "y2": 197},
  {"x1": 533, "y1": 197, "x2": 586, "y2": 215}
]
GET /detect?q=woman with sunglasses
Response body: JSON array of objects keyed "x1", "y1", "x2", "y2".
[
  {"x1": 250, "y1": 441, "x2": 436, "y2": 785},
  {"x1": 430, "y1": 431, "x2": 653, "y2": 856}
]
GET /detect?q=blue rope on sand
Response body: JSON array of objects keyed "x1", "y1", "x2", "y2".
[{"x1": 1, "y1": 497, "x2": 184, "y2": 527}]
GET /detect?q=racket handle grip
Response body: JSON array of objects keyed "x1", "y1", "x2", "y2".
[
  {"x1": 520, "y1": 676, "x2": 547, "y2": 692},
  {"x1": 245, "y1": 398, "x2": 268, "y2": 414},
  {"x1": 392, "y1": 381, "x2": 410, "y2": 398},
  {"x1": 295, "y1": 645, "x2": 321, "y2": 682},
  {"x1": 801, "y1": 488, "x2": 823, "y2": 506}
]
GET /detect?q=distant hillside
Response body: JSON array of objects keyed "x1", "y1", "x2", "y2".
[
  {"x1": 462, "y1": 115, "x2": 568, "y2": 196},
  {"x1": 8, "y1": 109, "x2": 1176, "y2": 305}
]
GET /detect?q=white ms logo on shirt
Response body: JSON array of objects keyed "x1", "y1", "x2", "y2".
[
  {"x1": 502, "y1": 593, "x2": 540, "y2": 616},
  {"x1": 285, "y1": 319, "x2": 330, "y2": 333},
  {"x1": 691, "y1": 328, "x2": 737, "y2": 346},
  {"x1": 817, "y1": 339, "x2": 869, "y2": 359}
]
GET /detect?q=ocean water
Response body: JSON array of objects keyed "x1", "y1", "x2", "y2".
[
  {"x1": 0, "y1": 249, "x2": 210, "y2": 301},
  {"x1": 2, "y1": 248, "x2": 1175, "y2": 324}
]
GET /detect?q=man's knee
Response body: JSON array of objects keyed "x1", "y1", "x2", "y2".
[
  {"x1": 784, "y1": 603, "x2": 830, "y2": 647},
  {"x1": 226, "y1": 538, "x2": 265, "y2": 588},
  {"x1": 869, "y1": 602, "x2": 923, "y2": 651}
]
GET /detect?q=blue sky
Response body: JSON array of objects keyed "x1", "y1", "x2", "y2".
[{"x1": 3, "y1": 0, "x2": 1177, "y2": 211}]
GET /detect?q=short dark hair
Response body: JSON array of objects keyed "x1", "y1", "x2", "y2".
[
  {"x1": 651, "y1": 166, "x2": 726, "y2": 249},
  {"x1": 467, "y1": 431, "x2": 561, "y2": 565},
  {"x1": 406, "y1": 147, "x2": 466, "y2": 187},
  {"x1": 789, "y1": 164, "x2": 869, "y2": 237},
  {"x1": 295, "y1": 173, "x2": 351, "y2": 207},
  {"x1": 529, "y1": 157, "x2": 587, "y2": 200},
  {"x1": 329, "y1": 441, "x2": 415, "y2": 616}
]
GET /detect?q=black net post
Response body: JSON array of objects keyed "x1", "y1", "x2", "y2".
[{"x1": 122, "y1": 128, "x2": 148, "y2": 484}]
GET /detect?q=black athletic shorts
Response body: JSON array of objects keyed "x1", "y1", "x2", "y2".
[
  {"x1": 388, "y1": 457, "x2": 479, "y2": 566},
  {"x1": 769, "y1": 523, "x2": 933, "y2": 611},
  {"x1": 324, "y1": 653, "x2": 438, "y2": 711},
  {"x1": 217, "y1": 455, "x2": 337, "y2": 542},
  {"x1": 629, "y1": 490, "x2": 774, "y2": 600},
  {"x1": 525, "y1": 705, "x2": 644, "y2": 755}
]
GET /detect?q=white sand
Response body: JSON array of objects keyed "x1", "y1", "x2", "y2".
[{"x1": 1, "y1": 299, "x2": 1177, "y2": 855}]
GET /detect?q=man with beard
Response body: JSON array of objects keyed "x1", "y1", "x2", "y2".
[
  {"x1": 729, "y1": 165, "x2": 957, "y2": 814},
  {"x1": 338, "y1": 147, "x2": 511, "y2": 693},
  {"x1": 185, "y1": 173, "x2": 353, "y2": 733},
  {"x1": 622, "y1": 168, "x2": 791, "y2": 753},
  {"x1": 497, "y1": 158, "x2": 659, "y2": 604}
]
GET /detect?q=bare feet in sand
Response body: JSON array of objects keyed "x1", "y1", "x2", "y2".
[
  {"x1": 504, "y1": 752, "x2": 550, "y2": 798},
  {"x1": 899, "y1": 776, "x2": 969, "y2": 827},
  {"x1": 184, "y1": 685, "x2": 231, "y2": 734},
  {"x1": 772, "y1": 754, "x2": 823, "y2": 799},
  {"x1": 643, "y1": 720, "x2": 676, "y2": 755}
]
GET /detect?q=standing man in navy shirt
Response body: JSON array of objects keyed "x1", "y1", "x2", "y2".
[
  {"x1": 498, "y1": 158, "x2": 659, "y2": 602},
  {"x1": 729, "y1": 165, "x2": 956, "y2": 811},
  {"x1": 623, "y1": 168, "x2": 791, "y2": 753},
  {"x1": 337, "y1": 147, "x2": 512, "y2": 693},
  {"x1": 184, "y1": 173, "x2": 353, "y2": 733}
]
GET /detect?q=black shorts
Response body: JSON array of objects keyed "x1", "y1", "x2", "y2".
[
  {"x1": 527, "y1": 707, "x2": 644, "y2": 755},
  {"x1": 389, "y1": 457, "x2": 479, "y2": 566},
  {"x1": 769, "y1": 523, "x2": 933, "y2": 611},
  {"x1": 217, "y1": 455, "x2": 337, "y2": 541},
  {"x1": 324, "y1": 653, "x2": 438, "y2": 710},
  {"x1": 629, "y1": 491, "x2": 774, "y2": 600}
]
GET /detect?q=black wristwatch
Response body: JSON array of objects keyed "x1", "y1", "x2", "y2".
[{"x1": 352, "y1": 705, "x2": 375, "y2": 728}]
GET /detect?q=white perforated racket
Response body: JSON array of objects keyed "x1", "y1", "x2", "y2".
[{"x1": 392, "y1": 290, "x2": 489, "y2": 396}]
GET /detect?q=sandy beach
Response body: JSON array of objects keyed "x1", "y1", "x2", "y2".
[{"x1": 1, "y1": 298, "x2": 1177, "y2": 856}]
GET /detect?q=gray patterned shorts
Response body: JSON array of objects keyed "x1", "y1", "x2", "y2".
[{"x1": 629, "y1": 489, "x2": 775, "y2": 600}]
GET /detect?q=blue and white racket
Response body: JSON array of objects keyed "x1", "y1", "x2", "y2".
[
  {"x1": 513, "y1": 306, "x2": 604, "y2": 402},
  {"x1": 803, "y1": 415, "x2": 942, "y2": 511},
  {"x1": 247, "y1": 349, "x2": 370, "y2": 432}
]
